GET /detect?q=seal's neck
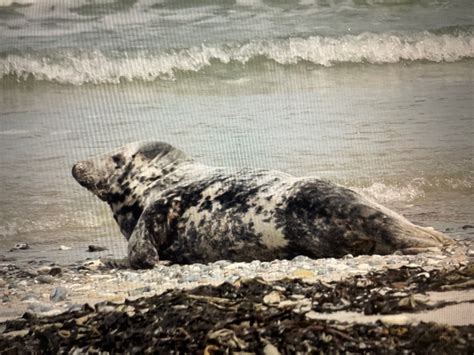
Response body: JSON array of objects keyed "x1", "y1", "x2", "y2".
[{"x1": 107, "y1": 151, "x2": 191, "y2": 240}]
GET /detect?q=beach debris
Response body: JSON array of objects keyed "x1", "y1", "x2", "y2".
[
  {"x1": 9, "y1": 243, "x2": 29, "y2": 252},
  {"x1": 1, "y1": 264, "x2": 473, "y2": 353},
  {"x1": 50, "y1": 287, "x2": 68, "y2": 302},
  {"x1": 87, "y1": 245, "x2": 108, "y2": 252},
  {"x1": 58, "y1": 245, "x2": 72, "y2": 251}
]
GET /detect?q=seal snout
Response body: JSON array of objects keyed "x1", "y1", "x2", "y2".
[{"x1": 72, "y1": 161, "x2": 95, "y2": 188}]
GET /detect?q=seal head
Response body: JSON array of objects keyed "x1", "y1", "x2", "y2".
[{"x1": 72, "y1": 141, "x2": 189, "y2": 239}]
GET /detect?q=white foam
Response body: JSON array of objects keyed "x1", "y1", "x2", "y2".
[
  {"x1": 351, "y1": 175, "x2": 473, "y2": 204},
  {"x1": 0, "y1": 0, "x2": 35, "y2": 6},
  {"x1": 1, "y1": 31, "x2": 473, "y2": 85},
  {"x1": 353, "y1": 182, "x2": 425, "y2": 204}
]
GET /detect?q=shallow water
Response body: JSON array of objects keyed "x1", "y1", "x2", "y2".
[{"x1": 0, "y1": 0, "x2": 473, "y2": 256}]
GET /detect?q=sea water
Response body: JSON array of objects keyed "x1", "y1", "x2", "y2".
[{"x1": 0, "y1": 0, "x2": 472, "y2": 257}]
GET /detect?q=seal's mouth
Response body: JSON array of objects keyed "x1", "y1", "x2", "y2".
[{"x1": 72, "y1": 161, "x2": 108, "y2": 201}]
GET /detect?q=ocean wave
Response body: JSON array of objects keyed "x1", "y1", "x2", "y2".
[{"x1": 1, "y1": 30, "x2": 473, "y2": 85}]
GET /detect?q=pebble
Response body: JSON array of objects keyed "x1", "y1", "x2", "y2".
[
  {"x1": 67, "y1": 304, "x2": 84, "y2": 313},
  {"x1": 357, "y1": 263, "x2": 371, "y2": 270},
  {"x1": 121, "y1": 271, "x2": 141, "y2": 282},
  {"x1": 27, "y1": 302, "x2": 53, "y2": 314},
  {"x1": 88, "y1": 245, "x2": 108, "y2": 252},
  {"x1": 37, "y1": 266, "x2": 52, "y2": 275},
  {"x1": 263, "y1": 342, "x2": 281, "y2": 355},
  {"x1": 21, "y1": 268, "x2": 38, "y2": 277},
  {"x1": 183, "y1": 273, "x2": 201, "y2": 283},
  {"x1": 81, "y1": 259, "x2": 104, "y2": 271},
  {"x1": 50, "y1": 286, "x2": 68, "y2": 302},
  {"x1": 20, "y1": 293, "x2": 39, "y2": 302},
  {"x1": 36, "y1": 275, "x2": 55, "y2": 284},
  {"x1": 263, "y1": 291, "x2": 281, "y2": 305},
  {"x1": 11, "y1": 243, "x2": 30, "y2": 251},
  {"x1": 467, "y1": 250, "x2": 474, "y2": 257},
  {"x1": 128, "y1": 286, "x2": 152, "y2": 297},
  {"x1": 18, "y1": 280, "x2": 28, "y2": 287},
  {"x1": 49, "y1": 267, "x2": 62, "y2": 276}
]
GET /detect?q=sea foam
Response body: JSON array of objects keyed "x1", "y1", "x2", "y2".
[{"x1": 1, "y1": 31, "x2": 473, "y2": 85}]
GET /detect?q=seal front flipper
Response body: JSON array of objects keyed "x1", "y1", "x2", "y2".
[
  {"x1": 100, "y1": 257, "x2": 131, "y2": 269},
  {"x1": 128, "y1": 216, "x2": 160, "y2": 269}
]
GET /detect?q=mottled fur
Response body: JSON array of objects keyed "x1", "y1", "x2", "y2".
[{"x1": 73, "y1": 141, "x2": 452, "y2": 269}]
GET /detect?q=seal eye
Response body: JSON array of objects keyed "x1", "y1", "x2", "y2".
[{"x1": 112, "y1": 154, "x2": 125, "y2": 169}]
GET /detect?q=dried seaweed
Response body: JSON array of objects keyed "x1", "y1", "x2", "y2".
[{"x1": 1, "y1": 264, "x2": 473, "y2": 354}]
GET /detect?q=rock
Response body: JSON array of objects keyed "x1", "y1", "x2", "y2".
[
  {"x1": 183, "y1": 273, "x2": 201, "y2": 283},
  {"x1": 263, "y1": 342, "x2": 281, "y2": 355},
  {"x1": 291, "y1": 269, "x2": 315, "y2": 279},
  {"x1": 59, "y1": 245, "x2": 72, "y2": 251},
  {"x1": 24, "y1": 268, "x2": 39, "y2": 277},
  {"x1": 263, "y1": 291, "x2": 281, "y2": 305},
  {"x1": 357, "y1": 263, "x2": 371, "y2": 271},
  {"x1": 81, "y1": 259, "x2": 104, "y2": 271},
  {"x1": 27, "y1": 302, "x2": 53, "y2": 314},
  {"x1": 121, "y1": 271, "x2": 141, "y2": 282},
  {"x1": 128, "y1": 286, "x2": 152, "y2": 297},
  {"x1": 50, "y1": 286, "x2": 68, "y2": 302},
  {"x1": 88, "y1": 245, "x2": 108, "y2": 252},
  {"x1": 380, "y1": 314, "x2": 410, "y2": 325},
  {"x1": 48, "y1": 267, "x2": 62, "y2": 276},
  {"x1": 461, "y1": 224, "x2": 473, "y2": 230},
  {"x1": 67, "y1": 304, "x2": 84, "y2": 313},
  {"x1": 468, "y1": 250, "x2": 474, "y2": 257},
  {"x1": 18, "y1": 280, "x2": 28, "y2": 287},
  {"x1": 10, "y1": 243, "x2": 29, "y2": 251},
  {"x1": 36, "y1": 275, "x2": 55, "y2": 284},
  {"x1": 37, "y1": 266, "x2": 52, "y2": 275}
]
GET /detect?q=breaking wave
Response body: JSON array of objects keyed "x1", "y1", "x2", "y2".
[
  {"x1": 1, "y1": 30, "x2": 473, "y2": 85},
  {"x1": 350, "y1": 176, "x2": 473, "y2": 204}
]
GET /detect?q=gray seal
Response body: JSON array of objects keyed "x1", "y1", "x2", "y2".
[{"x1": 72, "y1": 141, "x2": 452, "y2": 269}]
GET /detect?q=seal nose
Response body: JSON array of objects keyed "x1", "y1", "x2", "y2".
[
  {"x1": 72, "y1": 161, "x2": 94, "y2": 186},
  {"x1": 72, "y1": 163, "x2": 80, "y2": 181}
]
